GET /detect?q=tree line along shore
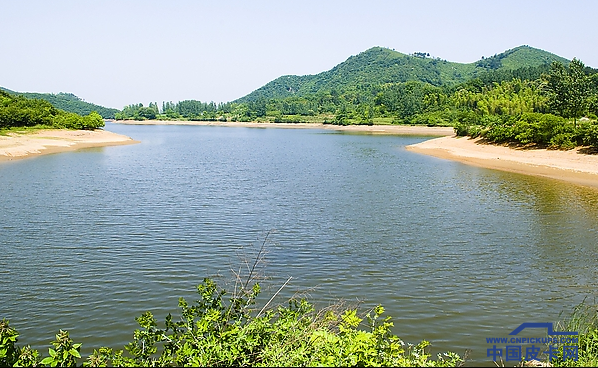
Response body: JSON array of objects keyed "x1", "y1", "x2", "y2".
[
  {"x1": 3, "y1": 45, "x2": 598, "y2": 152},
  {"x1": 111, "y1": 58, "x2": 598, "y2": 151}
]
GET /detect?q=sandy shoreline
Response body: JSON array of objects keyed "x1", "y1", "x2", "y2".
[
  {"x1": 0, "y1": 129, "x2": 138, "y2": 162},
  {"x1": 112, "y1": 120, "x2": 455, "y2": 136},
  {"x1": 7, "y1": 124, "x2": 596, "y2": 189},
  {"x1": 407, "y1": 136, "x2": 598, "y2": 189}
]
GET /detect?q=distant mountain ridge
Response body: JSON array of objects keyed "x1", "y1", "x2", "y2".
[
  {"x1": 235, "y1": 45, "x2": 570, "y2": 103},
  {"x1": 1, "y1": 45, "x2": 573, "y2": 113},
  {"x1": 0, "y1": 87, "x2": 119, "y2": 119}
]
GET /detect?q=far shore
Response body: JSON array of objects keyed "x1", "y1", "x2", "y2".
[
  {"x1": 111, "y1": 120, "x2": 455, "y2": 136},
  {"x1": 8, "y1": 124, "x2": 597, "y2": 190},
  {"x1": 407, "y1": 136, "x2": 598, "y2": 189},
  {"x1": 0, "y1": 129, "x2": 138, "y2": 162}
]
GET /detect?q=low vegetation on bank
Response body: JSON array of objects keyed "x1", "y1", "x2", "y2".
[
  {"x1": 0, "y1": 239, "x2": 462, "y2": 367},
  {"x1": 0, "y1": 90, "x2": 104, "y2": 131},
  {"x1": 2, "y1": 277, "x2": 597, "y2": 367},
  {"x1": 550, "y1": 302, "x2": 598, "y2": 367},
  {"x1": 0, "y1": 276, "x2": 463, "y2": 367},
  {"x1": 452, "y1": 59, "x2": 598, "y2": 149}
]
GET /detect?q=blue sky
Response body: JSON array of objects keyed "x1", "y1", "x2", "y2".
[{"x1": 1, "y1": 0, "x2": 597, "y2": 109}]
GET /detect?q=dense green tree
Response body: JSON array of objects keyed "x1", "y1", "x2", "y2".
[
  {"x1": 450, "y1": 79, "x2": 547, "y2": 116},
  {"x1": 0, "y1": 90, "x2": 104, "y2": 130},
  {"x1": 0, "y1": 90, "x2": 119, "y2": 119},
  {"x1": 137, "y1": 107, "x2": 157, "y2": 120},
  {"x1": 543, "y1": 59, "x2": 591, "y2": 123}
]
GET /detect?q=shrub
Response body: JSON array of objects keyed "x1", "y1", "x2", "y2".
[
  {"x1": 453, "y1": 121, "x2": 469, "y2": 136},
  {"x1": 578, "y1": 121, "x2": 598, "y2": 148},
  {"x1": 509, "y1": 113, "x2": 566, "y2": 145},
  {"x1": 409, "y1": 111, "x2": 452, "y2": 127},
  {"x1": 453, "y1": 122, "x2": 483, "y2": 137},
  {"x1": 0, "y1": 278, "x2": 463, "y2": 367},
  {"x1": 484, "y1": 122, "x2": 514, "y2": 143},
  {"x1": 479, "y1": 113, "x2": 584, "y2": 149},
  {"x1": 332, "y1": 110, "x2": 350, "y2": 126},
  {"x1": 549, "y1": 133, "x2": 577, "y2": 150}
]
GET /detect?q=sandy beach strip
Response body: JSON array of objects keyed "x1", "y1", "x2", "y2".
[
  {"x1": 112, "y1": 120, "x2": 454, "y2": 136},
  {"x1": 407, "y1": 136, "x2": 598, "y2": 189},
  {"x1": 0, "y1": 129, "x2": 138, "y2": 162}
]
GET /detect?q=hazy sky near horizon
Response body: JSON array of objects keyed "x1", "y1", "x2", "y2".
[{"x1": 2, "y1": 0, "x2": 597, "y2": 109}]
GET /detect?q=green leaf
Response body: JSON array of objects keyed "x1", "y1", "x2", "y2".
[
  {"x1": 48, "y1": 347, "x2": 57, "y2": 357},
  {"x1": 41, "y1": 356, "x2": 54, "y2": 364},
  {"x1": 69, "y1": 348, "x2": 81, "y2": 358}
]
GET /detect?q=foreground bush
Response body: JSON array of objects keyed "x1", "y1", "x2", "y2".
[
  {"x1": 1, "y1": 278, "x2": 462, "y2": 367},
  {"x1": 4, "y1": 277, "x2": 597, "y2": 367}
]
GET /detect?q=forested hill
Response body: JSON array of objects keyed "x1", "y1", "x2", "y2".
[
  {"x1": 236, "y1": 45, "x2": 570, "y2": 103},
  {"x1": 0, "y1": 87, "x2": 119, "y2": 119},
  {"x1": 0, "y1": 89, "x2": 104, "y2": 130}
]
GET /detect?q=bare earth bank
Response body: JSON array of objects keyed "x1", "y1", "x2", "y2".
[
  {"x1": 407, "y1": 136, "x2": 598, "y2": 189},
  {"x1": 0, "y1": 129, "x2": 138, "y2": 162}
]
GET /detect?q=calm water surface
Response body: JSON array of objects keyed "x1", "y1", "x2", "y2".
[{"x1": 2, "y1": 123, "x2": 598, "y2": 365}]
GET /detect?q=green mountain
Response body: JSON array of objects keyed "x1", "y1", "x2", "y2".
[
  {"x1": 236, "y1": 45, "x2": 569, "y2": 102},
  {"x1": 0, "y1": 87, "x2": 119, "y2": 119}
]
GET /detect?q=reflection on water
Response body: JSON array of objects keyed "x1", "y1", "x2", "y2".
[{"x1": 1, "y1": 123, "x2": 597, "y2": 365}]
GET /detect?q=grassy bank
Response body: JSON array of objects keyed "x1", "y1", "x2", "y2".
[{"x1": 548, "y1": 302, "x2": 598, "y2": 367}]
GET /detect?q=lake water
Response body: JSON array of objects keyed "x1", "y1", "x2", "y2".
[{"x1": 2, "y1": 122, "x2": 598, "y2": 365}]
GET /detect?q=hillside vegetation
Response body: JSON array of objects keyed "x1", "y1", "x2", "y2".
[
  {"x1": 452, "y1": 59, "x2": 598, "y2": 149},
  {"x1": 0, "y1": 90, "x2": 104, "y2": 130},
  {"x1": 0, "y1": 88, "x2": 118, "y2": 119},
  {"x1": 235, "y1": 45, "x2": 569, "y2": 102}
]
